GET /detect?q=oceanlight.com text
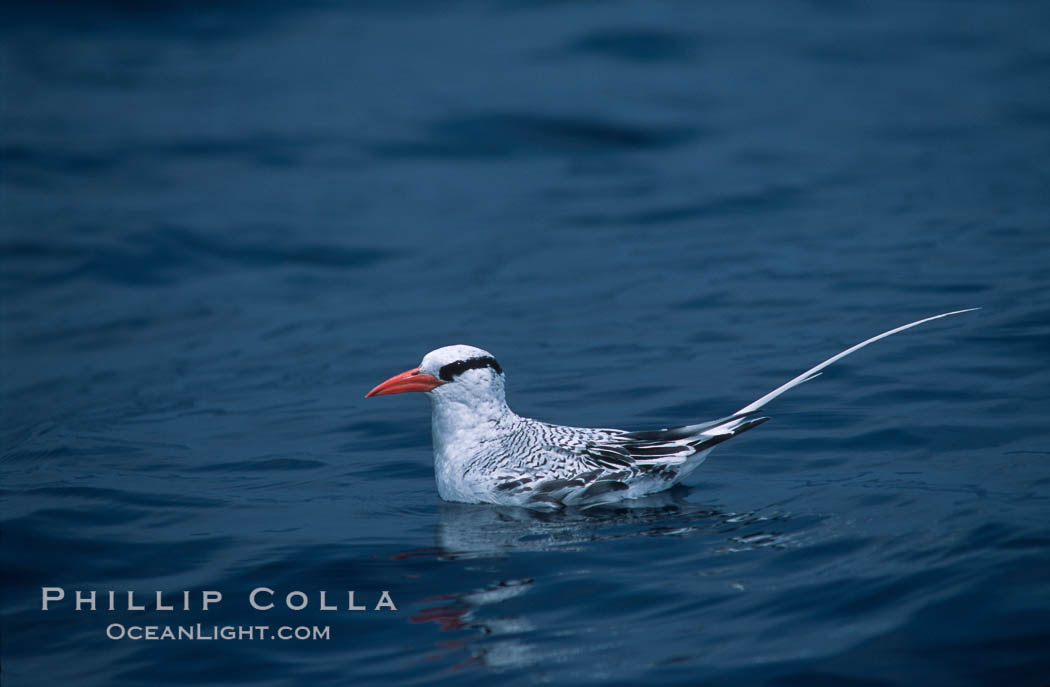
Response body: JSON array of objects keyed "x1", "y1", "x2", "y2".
[{"x1": 106, "y1": 623, "x2": 330, "y2": 641}]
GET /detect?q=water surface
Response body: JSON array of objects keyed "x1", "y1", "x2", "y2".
[{"x1": 3, "y1": 1, "x2": 1050, "y2": 685}]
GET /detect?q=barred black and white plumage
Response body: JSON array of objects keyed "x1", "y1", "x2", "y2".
[{"x1": 366, "y1": 309, "x2": 977, "y2": 509}]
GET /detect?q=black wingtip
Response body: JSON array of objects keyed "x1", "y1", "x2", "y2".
[
  {"x1": 688, "y1": 416, "x2": 769, "y2": 452},
  {"x1": 622, "y1": 411, "x2": 759, "y2": 442}
]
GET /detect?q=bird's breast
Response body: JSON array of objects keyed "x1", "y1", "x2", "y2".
[{"x1": 430, "y1": 414, "x2": 510, "y2": 503}]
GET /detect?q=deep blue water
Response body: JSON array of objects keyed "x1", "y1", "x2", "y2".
[{"x1": 2, "y1": 1, "x2": 1050, "y2": 685}]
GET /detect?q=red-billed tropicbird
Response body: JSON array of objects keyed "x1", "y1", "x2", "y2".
[{"x1": 366, "y1": 310, "x2": 976, "y2": 509}]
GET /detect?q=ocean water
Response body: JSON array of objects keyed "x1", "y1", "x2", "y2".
[{"x1": 2, "y1": 1, "x2": 1049, "y2": 685}]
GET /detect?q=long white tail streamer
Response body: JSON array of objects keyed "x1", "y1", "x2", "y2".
[{"x1": 731, "y1": 308, "x2": 980, "y2": 418}]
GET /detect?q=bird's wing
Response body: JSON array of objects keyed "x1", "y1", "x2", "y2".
[
  {"x1": 512, "y1": 420, "x2": 768, "y2": 508},
  {"x1": 489, "y1": 431, "x2": 645, "y2": 508},
  {"x1": 494, "y1": 463, "x2": 633, "y2": 510},
  {"x1": 527, "y1": 467, "x2": 633, "y2": 509}
]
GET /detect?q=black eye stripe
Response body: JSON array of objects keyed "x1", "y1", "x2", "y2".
[{"x1": 438, "y1": 356, "x2": 503, "y2": 382}]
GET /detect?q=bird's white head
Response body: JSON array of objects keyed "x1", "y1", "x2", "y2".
[{"x1": 365, "y1": 345, "x2": 507, "y2": 408}]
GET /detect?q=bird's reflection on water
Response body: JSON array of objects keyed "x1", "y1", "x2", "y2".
[
  {"x1": 398, "y1": 487, "x2": 800, "y2": 671},
  {"x1": 434, "y1": 486, "x2": 713, "y2": 557},
  {"x1": 431, "y1": 486, "x2": 800, "y2": 558},
  {"x1": 408, "y1": 578, "x2": 538, "y2": 671}
]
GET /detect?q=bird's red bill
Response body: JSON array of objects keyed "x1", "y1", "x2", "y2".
[{"x1": 365, "y1": 367, "x2": 445, "y2": 397}]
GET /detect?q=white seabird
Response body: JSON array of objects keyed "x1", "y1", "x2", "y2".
[{"x1": 366, "y1": 309, "x2": 977, "y2": 509}]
